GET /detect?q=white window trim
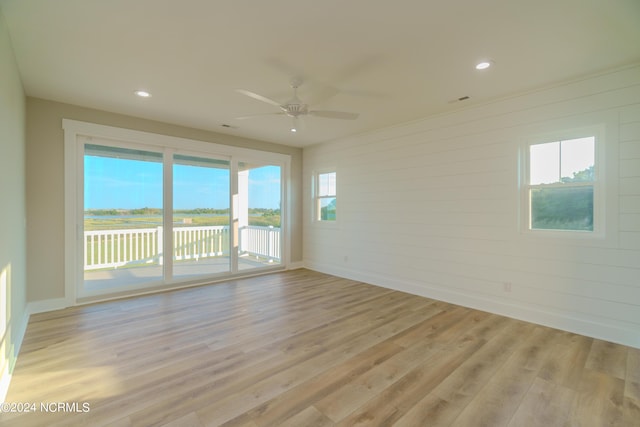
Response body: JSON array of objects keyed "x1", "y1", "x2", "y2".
[
  {"x1": 519, "y1": 124, "x2": 606, "y2": 240},
  {"x1": 313, "y1": 169, "x2": 338, "y2": 225},
  {"x1": 64, "y1": 119, "x2": 291, "y2": 304}
]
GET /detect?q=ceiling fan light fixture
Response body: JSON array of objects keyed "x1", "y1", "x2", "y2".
[{"x1": 236, "y1": 79, "x2": 360, "y2": 132}]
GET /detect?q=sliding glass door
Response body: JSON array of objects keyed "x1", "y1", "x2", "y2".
[
  {"x1": 237, "y1": 162, "x2": 282, "y2": 272},
  {"x1": 172, "y1": 154, "x2": 230, "y2": 279},
  {"x1": 77, "y1": 132, "x2": 286, "y2": 299},
  {"x1": 83, "y1": 144, "x2": 164, "y2": 293}
]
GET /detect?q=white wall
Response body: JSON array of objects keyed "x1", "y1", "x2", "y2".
[
  {"x1": 303, "y1": 64, "x2": 640, "y2": 349},
  {"x1": 0, "y1": 7, "x2": 28, "y2": 400}
]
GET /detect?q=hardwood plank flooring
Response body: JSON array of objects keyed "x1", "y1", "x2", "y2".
[{"x1": 1, "y1": 269, "x2": 639, "y2": 426}]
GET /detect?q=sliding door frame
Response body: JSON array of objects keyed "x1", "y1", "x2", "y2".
[{"x1": 64, "y1": 119, "x2": 291, "y2": 304}]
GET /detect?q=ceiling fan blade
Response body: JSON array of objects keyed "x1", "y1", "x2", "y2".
[
  {"x1": 236, "y1": 89, "x2": 282, "y2": 108},
  {"x1": 235, "y1": 112, "x2": 286, "y2": 120},
  {"x1": 308, "y1": 110, "x2": 359, "y2": 120}
]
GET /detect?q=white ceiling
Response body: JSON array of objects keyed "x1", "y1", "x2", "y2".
[{"x1": 2, "y1": 0, "x2": 639, "y2": 147}]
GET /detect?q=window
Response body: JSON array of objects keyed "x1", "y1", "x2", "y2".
[
  {"x1": 315, "y1": 171, "x2": 336, "y2": 221},
  {"x1": 65, "y1": 119, "x2": 290, "y2": 301},
  {"x1": 525, "y1": 135, "x2": 597, "y2": 232}
]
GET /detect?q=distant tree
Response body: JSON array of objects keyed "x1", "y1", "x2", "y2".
[
  {"x1": 320, "y1": 199, "x2": 336, "y2": 221},
  {"x1": 561, "y1": 165, "x2": 594, "y2": 183},
  {"x1": 130, "y1": 207, "x2": 162, "y2": 215}
]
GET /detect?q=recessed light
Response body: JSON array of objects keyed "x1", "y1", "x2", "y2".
[
  {"x1": 475, "y1": 61, "x2": 492, "y2": 70},
  {"x1": 290, "y1": 128, "x2": 297, "y2": 133},
  {"x1": 134, "y1": 90, "x2": 151, "y2": 98}
]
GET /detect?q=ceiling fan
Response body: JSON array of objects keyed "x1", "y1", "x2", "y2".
[{"x1": 235, "y1": 78, "x2": 359, "y2": 132}]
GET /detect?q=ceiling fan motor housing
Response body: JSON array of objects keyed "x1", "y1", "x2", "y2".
[
  {"x1": 284, "y1": 103, "x2": 308, "y2": 117},
  {"x1": 237, "y1": 80, "x2": 358, "y2": 124}
]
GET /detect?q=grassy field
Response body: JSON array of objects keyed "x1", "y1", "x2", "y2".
[{"x1": 85, "y1": 214, "x2": 280, "y2": 230}]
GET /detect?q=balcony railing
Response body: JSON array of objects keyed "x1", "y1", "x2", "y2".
[{"x1": 84, "y1": 225, "x2": 280, "y2": 270}]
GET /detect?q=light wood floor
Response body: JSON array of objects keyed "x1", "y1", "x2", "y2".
[{"x1": 2, "y1": 269, "x2": 639, "y2": 426}]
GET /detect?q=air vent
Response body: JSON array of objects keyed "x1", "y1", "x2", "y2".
[{"x1": 448, "y1": 96, "x2": 471, "y2": 104}]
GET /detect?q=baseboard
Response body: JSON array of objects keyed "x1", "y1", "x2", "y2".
[
  {"x1": 304, "y1": 261, "x2": 640, "y2": 349},
  {"x1": 286, "y1": 261, "x2": 305, "y2": 270},
  {"x1": 27, "y1": 297, "x2": 70, "y2": 315},
  {"x1": 0, "y1": 307, "x2": 30, "y2": 403}
]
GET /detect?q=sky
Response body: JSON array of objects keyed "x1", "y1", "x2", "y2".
[
  {"x1": 529, "y1": 137, "x2": 595, "y2": 185},
  {"x1": 84, "y1": 156, "x2": 281, "y2": 210}
]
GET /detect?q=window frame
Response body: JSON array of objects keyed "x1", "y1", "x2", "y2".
[
  {"x1": 314, "y1": 170, "x2": 337, "y2": 223},
  {"x1": 520, "y1": 125, "x2": 605, "y2": 239},
  {"x1": 64, "y1": 119, "x2": 291, "y2": 304}
]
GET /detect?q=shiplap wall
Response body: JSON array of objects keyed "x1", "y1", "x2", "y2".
[{"x1": 303, "y1": 64, "x2": 640, "y2": 348}]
